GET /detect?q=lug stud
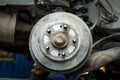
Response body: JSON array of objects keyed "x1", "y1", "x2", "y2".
[
  {"x1": 73, "y1": 39, "x2": 77, "y2": 43},
  {"x1": 63, "y1": 24, "x2": 68, "y2": 30},
  {"x1": 47, "y1": 29, "x2": 51, "y2": 34},
  {"x1": 62, "y1": 52, "x2": 66, "y2": 57},
  {"x1": 46, "y1": 46, "x2": 50, "y2": 50}
]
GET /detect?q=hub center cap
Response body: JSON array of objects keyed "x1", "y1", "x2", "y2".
[{"x1": 51, "y1": 32, "x2": 69, "y2": 49}]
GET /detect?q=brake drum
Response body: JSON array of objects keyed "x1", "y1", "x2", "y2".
[{"x1": 29, "y1": 12, "x2": 92, "y2": 74}]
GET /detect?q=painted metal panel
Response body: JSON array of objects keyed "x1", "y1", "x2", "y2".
[{"x1": 0, "y1": 54, "x2": 33, "y2": 79}]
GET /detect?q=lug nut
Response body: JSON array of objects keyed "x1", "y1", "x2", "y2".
[{"x1": 47, "y1": 29, "x2": 51, "y2": 34}]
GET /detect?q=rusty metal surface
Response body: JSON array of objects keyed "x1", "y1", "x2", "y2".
[
  {"x1": 0, "y1": 13, "x2": 16, "y2": 44},
  {"x1": 51, "y1": 32, "x2": 69, "y2": 49},
  {"x1": 29, "y1": 12, "x2": 92, "y2": 74},
  {"x1": 81, "y1": 47, "x2": 120, "y2": 72}
]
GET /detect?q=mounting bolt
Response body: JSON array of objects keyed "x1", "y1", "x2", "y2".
[{"x1": 47, "y1": 29, "x2": 51, "y2": 34}]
